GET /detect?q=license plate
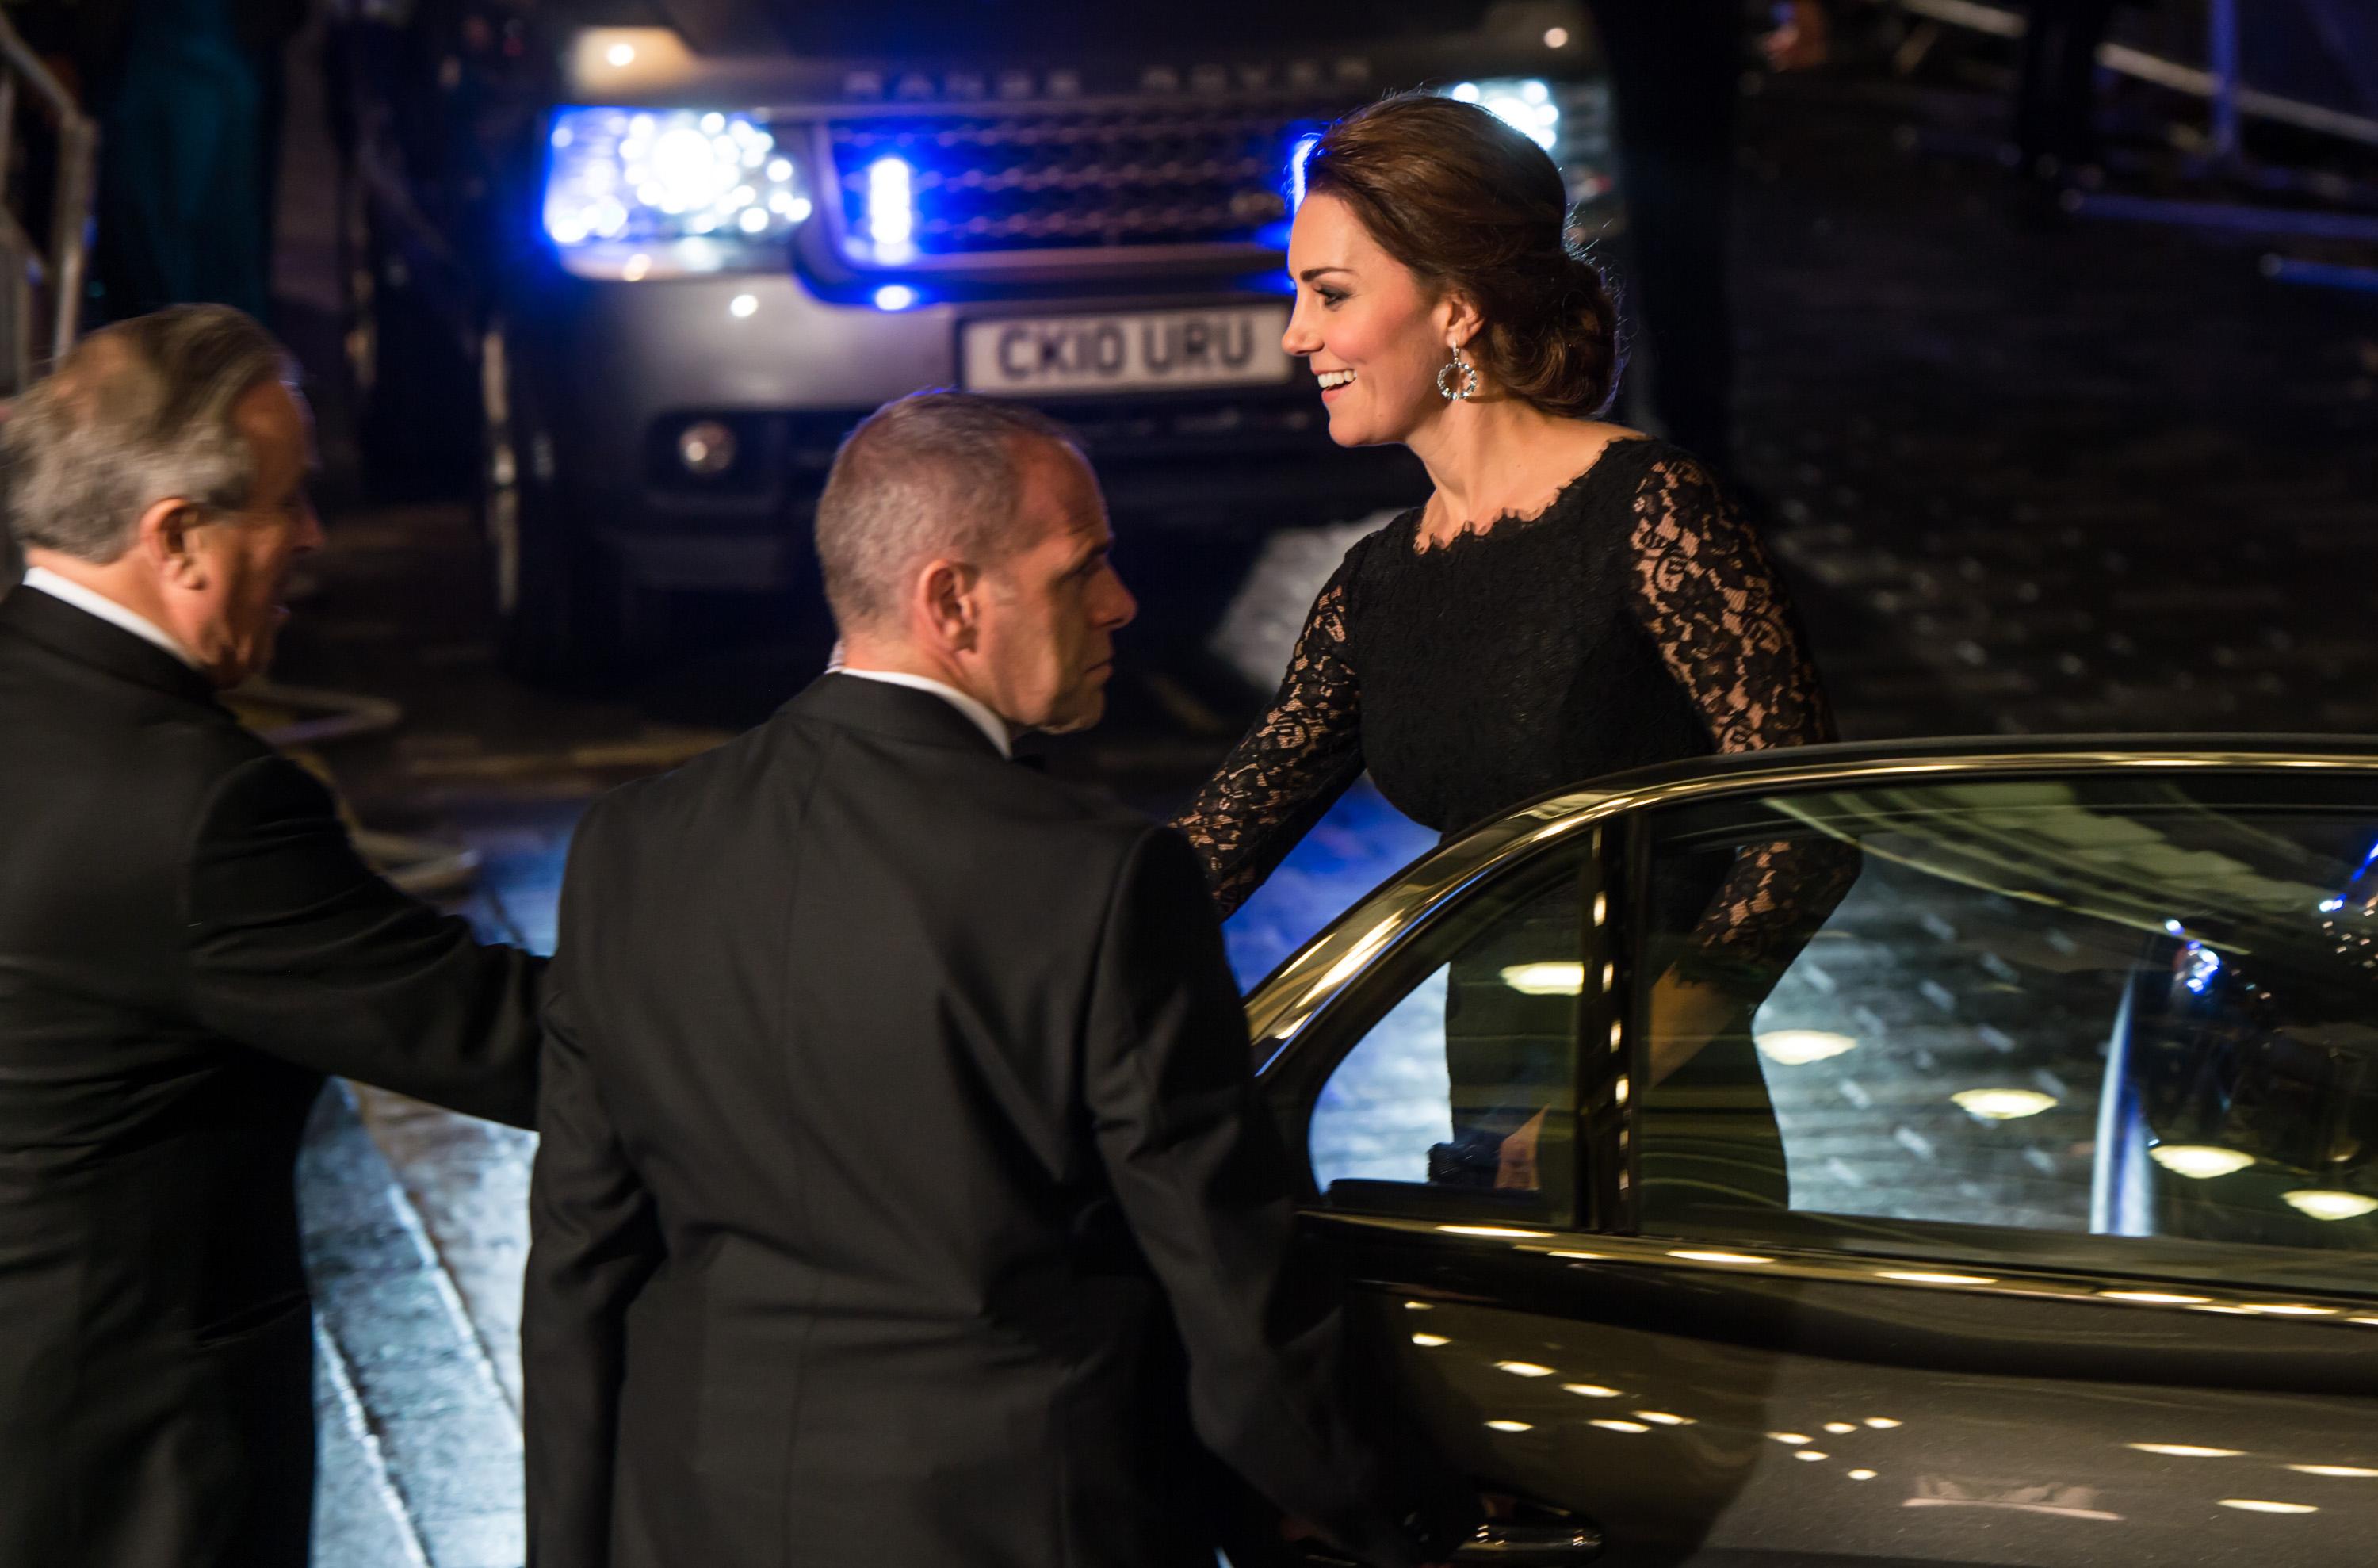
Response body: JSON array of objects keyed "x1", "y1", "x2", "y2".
[{"x1": 959, "y1": 306, "x2": 1292, "y2": 396}]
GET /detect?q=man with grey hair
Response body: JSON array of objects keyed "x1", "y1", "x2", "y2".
[
  {"x1": 525, "y1": 391, "x2": 1467, "y2": 1567},
  {"x1": 0, "y1": 304, "x2": 542, "y2": 1568}
]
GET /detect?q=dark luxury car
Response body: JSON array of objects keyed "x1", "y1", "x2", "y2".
[
  {"x1": 327, "y1": 0, "x2": 1608, "y2": 676},
  {"x1": 1252, "y1": 736, "x2": 2378, "y2": 1566}
]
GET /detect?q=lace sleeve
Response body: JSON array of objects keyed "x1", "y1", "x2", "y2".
[
  {"x1": 1628, "y1": 455, "x2": 1851, "y2": 981},
  {"x1": 1172, "y1": 543, "x2": 1369, "y2": 919},
  {"x1": 1627, "y1": 454, "x2": 1834, "y2": 755}
]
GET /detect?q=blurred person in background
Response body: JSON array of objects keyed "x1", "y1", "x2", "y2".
[
  {"x1": 0, "y1": 304, "x2": 541, "y2": 1568},
  {"x1": 13, "y1": 0, "x2": 310, "y2": 320}
]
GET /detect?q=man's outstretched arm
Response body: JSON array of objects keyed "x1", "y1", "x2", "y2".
[{"x1": 184, "y1": 753, "x2": 542, "y2": 1125}]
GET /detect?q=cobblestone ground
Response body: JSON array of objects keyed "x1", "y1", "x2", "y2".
[
  {"x1": 1733, "y1": 73, "x2": 2378, "y2": 742},
  {"x1": 287, "y1": 55, "x2": 2376, "y2": 1568}
]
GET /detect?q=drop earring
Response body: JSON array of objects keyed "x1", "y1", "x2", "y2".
[{"x1": 1436, "y1": 346, "x2": 1478, "y2": 401}]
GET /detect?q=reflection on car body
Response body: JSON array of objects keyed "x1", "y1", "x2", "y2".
[{"x1": 1252, "y1": 736, "x2": 2378, "y2": 1566}]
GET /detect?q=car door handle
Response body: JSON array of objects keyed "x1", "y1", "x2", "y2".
[
  {"x1": 1454, "y1": 1518, "x2": 1604, "y2": 1563},
  {"x1": 1295, "y1": 1514, "x2": 1603, "y2": 1566}
]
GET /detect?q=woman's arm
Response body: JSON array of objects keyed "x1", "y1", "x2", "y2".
[
  {"x1": 1172, "y1": 541, "x2": 1371, "y2": 919},
  {"x1": 1626, "y1": 455, "x2": 1856, "y2": 1080},
  {"x1": 1628, "y1": 452, "x2": 1834, "y2": 758}
]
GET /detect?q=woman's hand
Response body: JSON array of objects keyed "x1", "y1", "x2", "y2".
[{"x1": 1497, "y1": 1108, "x2": 1546, "y2": 1189}]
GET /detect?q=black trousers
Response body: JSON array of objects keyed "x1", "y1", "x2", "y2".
[
  {"x1": 2015, "y1": 0, "x2": 2124, "y2": 176},
  {"x1": 1585, "y1": 0, "x2": 1742, "y2": 472}
]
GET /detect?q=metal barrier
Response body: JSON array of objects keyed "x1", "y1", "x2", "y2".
[
  {"x1": 1893, "y1": 0, "x2": 2378, "y2": 151},
  {"x1": 1891, "y1": 0, "x2": 2378, "y2": 291},
  {"x1": 0, "y1": 9, "x2": 93, "y2": 399}
]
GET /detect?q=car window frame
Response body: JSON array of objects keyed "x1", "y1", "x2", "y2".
[{"x1": 1256, "y1": 820, "x2": 1630, "y2": 1233}]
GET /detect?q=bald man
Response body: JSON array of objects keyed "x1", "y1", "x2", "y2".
[{"x1": 523, "y1": 392, "x2": 1471, "y2": 1568}]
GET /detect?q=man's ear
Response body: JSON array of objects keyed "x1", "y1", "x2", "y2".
[
  {"x1": 135, "y1": 499, "x2": 207, "y2": 590},
  {"x1": 913, "y1": 556, "x2": 979, "y2": 655}
]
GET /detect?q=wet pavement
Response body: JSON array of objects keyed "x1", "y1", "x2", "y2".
[{"x1": 271, "y1": 48, "x2": 2378, "y2": 1568}]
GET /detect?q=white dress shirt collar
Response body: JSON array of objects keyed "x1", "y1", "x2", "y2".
[
  {"x1": 19, "y1": 566, "x2": 201, "y2": 669},
  {"x1": 835, "y1": 667, "x2": 1013, "y2": 759}
]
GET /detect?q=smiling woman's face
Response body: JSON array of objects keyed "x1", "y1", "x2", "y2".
[{"x1": 1281, "y1": 192, "x2": 1462, "y2": 449}]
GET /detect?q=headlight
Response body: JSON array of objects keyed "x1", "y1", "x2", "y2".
[
  {"x1": 543, "y1": 107, "x2": 813, "y2": 278},
  {"x1": 1447, "y1": 79, "x2": 1561, "y2": 152}
]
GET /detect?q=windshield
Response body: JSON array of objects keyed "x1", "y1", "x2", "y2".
[{"x1": 755, "y1": 2, "x2": 1504, "y2": 55}]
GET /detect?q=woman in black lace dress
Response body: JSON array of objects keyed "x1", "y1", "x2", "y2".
[{"x1": 1173, "y1": 95, "x2": 1842, "y2": 1189}]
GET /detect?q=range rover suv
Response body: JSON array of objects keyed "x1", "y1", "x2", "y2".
[{"x1": 329, "y1": 0, "x2": 1605, "y2": 677}]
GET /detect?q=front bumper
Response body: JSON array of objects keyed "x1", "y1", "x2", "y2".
[{"x1": 506, "y1": 268, "x2": 1423, "y2": 593}]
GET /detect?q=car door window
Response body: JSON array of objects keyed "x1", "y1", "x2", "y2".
[
  {"x1": 1304, "y1": 851, "x2": 1589, "y2": 1225},
  {"x1": 1631, "y1": 775, "x2": 2378, "y2": 1293}
]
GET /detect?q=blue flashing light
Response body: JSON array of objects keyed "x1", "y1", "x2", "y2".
[
  {"x1": 1287, "y1": 132, "x2": 1322, "y2": 211},
  {"x1": 2181, "y1": 940, "x2": 2222, "y2": 996},
  {"x1": 866, "y1": 156, "x2": 916, "y2": 261},
  {"x1": 2322, "y1": 897, "x2": 2349, "y2": 914},
  {"x1": 2163, "y1": 919, "x2": 2186, "y2": 936},
  {"x1": 873, "y1": 284, "x2": 920, "y2": 312}
]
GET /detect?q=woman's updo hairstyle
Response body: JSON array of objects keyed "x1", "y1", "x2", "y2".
[{"x1": 1302, "y1": 93, "x2": 1619, "y2": 419}]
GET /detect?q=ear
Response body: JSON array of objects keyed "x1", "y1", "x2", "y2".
[
  {"x1": 133, "y1": 499, "x2": 208, "y2": 590},
  {"x1": 911, "y1": 556, "x2": 981, "y2": 655},
  {"x1": 1436, "y1": 288, "x2": 1485, "y2": 355}
]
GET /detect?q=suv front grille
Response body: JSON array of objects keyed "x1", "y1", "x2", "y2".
[{"x1": 824, "y1": 109, "x2": 1317, "y2": 258}]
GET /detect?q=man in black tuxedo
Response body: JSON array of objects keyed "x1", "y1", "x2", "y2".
[
  {"x1": 526, "y1": 393, "x2": 1466, "y2": 1568},
  {"x1": 0, "y1": 305, "x2": 541, "y2": 1568}
]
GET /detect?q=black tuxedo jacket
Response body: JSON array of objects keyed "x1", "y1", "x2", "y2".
[
  {"x1": 0, "y1": 587, "x2": 541, "y2": 1568},
  {"x1": 525, "y1": 673, "x2": 1439, "y2": 1568}
]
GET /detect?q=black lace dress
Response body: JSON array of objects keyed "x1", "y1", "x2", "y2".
[
  {"x1": 1177, "y1": 438, "x2": 1835, "y2": 943},
  {"x1": 1175, "y1": 438, "x2": 1844, "y2": 1191}
]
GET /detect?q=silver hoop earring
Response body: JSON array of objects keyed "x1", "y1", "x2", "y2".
[{"x1": 1436, "y1": 350, "x2": 1478, "y2": 402}]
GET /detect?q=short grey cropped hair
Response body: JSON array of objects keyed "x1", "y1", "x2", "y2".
[
  {"x1": 2, "y1": 304, "x2": 296, "y2": 563},
  {"x1": 813, "y1": 391, "x2": 1082, "y2": 631}
]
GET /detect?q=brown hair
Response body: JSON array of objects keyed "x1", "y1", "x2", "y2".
[{"x1": 1303, "y1": 93, "x2": 1619, "y2": 418}]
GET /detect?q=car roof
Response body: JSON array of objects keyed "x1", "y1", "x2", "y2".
[{"x1": 1581, "y1": 731, "x2": 2378, "y2": 797}]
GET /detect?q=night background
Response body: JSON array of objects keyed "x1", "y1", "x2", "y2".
[{"x1": 2, "y1": 1, "x2": 2373, "y2": 1561}]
